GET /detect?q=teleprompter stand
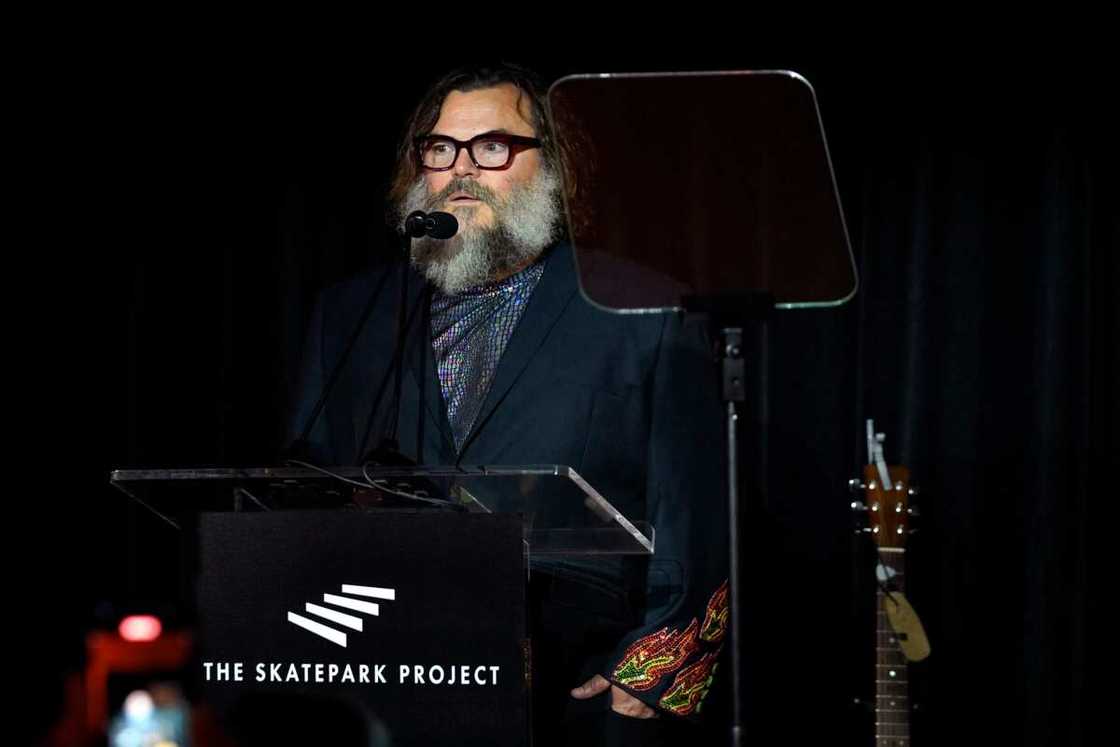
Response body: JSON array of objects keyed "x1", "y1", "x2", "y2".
[{"x1": 548, "y1": 69, "x2": 859, "y2": 747}]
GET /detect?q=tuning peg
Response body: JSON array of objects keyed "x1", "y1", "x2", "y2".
[
  {"x1": 907, "y1": 486, "x2": 920, "y2": 497},
  {"x1": 850, "y1": 500, "x2": 867, "y2": 512},
  {"x1": 907, "y1": 528, "x2": 919, "y2": 535},
  {"x1": 848, "y1": 479, "x2": 866, "y2": 492},
  {"x1": 907, "y1": 506, "x2": 921, "y2": 517}
]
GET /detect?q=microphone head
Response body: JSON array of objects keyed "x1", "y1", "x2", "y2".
[
  {"x1": 424, "y1": 211, "x2": 459, "y2": 240},
  {"x1": 404, "y1": 211, "x2": 428, "y2": 238}
]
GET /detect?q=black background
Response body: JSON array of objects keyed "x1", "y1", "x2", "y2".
[{"x1": 15, "y1": 29, "x2": 1112, "y2": 746}]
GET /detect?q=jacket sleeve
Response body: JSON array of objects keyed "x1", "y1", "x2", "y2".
[{"x1": 602, "y1": 312, "x2": 730, "y2": 719}]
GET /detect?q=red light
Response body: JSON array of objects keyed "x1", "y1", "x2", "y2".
[{"x1": 118, "y1": 615, "x2": 162, "y2": 642}]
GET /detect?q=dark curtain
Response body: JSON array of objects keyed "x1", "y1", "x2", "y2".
[
  {"x1": 747, "y1": 67, "x2": 1111, "y2": 745},
  {"x1": 22, "y1": 47, "x2": 1109, "y2": 746}
]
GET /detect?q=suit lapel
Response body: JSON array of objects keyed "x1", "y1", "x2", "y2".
[
  {"x1": 404, "y1": 285, "x2": 457, "y2": 457},
  {"x1": 457, "y1": 243, "x2": 579, "y2": 458}
]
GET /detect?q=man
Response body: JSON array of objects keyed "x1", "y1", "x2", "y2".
[{"x1": 291, "y1": 63, "x2": 729, "y2": 745}]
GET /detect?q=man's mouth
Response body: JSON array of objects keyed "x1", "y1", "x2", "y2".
[{"x1": 447, "y1": 191, "x2": 482, "y2": 205}]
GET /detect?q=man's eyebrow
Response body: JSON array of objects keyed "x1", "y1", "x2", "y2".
[{"x1": 426, "y1": 128, "x2": 518, "y2": 139}]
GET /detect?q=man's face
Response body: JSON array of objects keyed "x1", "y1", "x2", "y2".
[
  {"x1": 402, "y1": 83, "x2": 562, "y2": 294},
  {"x1": 423, "y1": 83, "x2": 543, "y2": 230}
]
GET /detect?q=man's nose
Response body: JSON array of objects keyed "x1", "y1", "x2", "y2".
[{"x1": 452, "y1": 145, "x2": 479, "y2": 177}]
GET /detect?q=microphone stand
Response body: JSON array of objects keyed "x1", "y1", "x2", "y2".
[
  {"x1": 288, "y1": 211, "x2": 458, "y2": 469},
  {"x1": 358, "y1": 211, "x2": 458, "y2": 468}
]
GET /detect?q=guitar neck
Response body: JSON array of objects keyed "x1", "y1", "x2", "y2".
[{"x1": 875, "y1": 548, "x2": 910, "y2": 745}]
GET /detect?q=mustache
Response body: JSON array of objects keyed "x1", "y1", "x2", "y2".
[{"x1": 426, "y1": 178, "x2": 500, "y2": 210}]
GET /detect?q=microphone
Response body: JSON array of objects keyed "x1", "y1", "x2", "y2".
[
  {"x1": 287, "y1": 210, "x2": 459, "y2": 465},
  {"x1": 404, "y1": 210, "x2": 459, "y2": 240},
  {"x1": 358, "y1": 209, "x2": 454, "y2": 464}
]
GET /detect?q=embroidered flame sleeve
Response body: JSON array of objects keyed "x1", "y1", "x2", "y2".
[
  {"x1": 612, "y1": 619, "x2": 699, "y2": 691},
  {"x1": 609, "y1": 579, "x2": 729, "y2": 715}
]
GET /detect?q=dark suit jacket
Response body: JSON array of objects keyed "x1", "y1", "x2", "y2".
[{"x1": 289, "y1": 241, "x2": 729, "y2": 721}]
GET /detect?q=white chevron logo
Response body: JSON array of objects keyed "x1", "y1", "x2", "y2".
[{"x1": 286, "y1": 584, "x2": 396, "y2": 648}]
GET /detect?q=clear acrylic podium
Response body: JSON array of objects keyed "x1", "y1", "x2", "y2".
[
  {"x1": 110, "y1": 464, "x2": 654, "y2": 557},
  {"x1": 110, "y1": 464, "x2": 653, "y2": 746}
]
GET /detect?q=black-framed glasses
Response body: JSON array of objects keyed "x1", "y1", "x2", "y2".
[{"x1": 415, "y1": 132, "x2": 542, "y2": 171}]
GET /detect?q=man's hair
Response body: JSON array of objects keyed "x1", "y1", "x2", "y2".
[{"x1": 386, "y1": 62, "x2": 589, "y2": 234}]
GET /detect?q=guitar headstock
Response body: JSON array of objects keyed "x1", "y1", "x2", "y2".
[
  {"x1": 855, "y1": 464, "x2": 913, "y2": 548},
  {"x1": 849, "y1": 420, "x2": 919, "y2": 548}
]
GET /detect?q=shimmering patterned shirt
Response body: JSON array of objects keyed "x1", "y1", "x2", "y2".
[{"x1": 430, "y1": 261, "x2": 545, "y2": 451}]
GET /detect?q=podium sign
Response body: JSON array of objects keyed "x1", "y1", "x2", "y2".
[{"x1": 197, "y1": 510, "x2": 527, "y2": 746}]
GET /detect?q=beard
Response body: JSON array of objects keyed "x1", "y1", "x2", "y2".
[{"x1": 399, "y1": 165, "x2": 564, "y2": 294}]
